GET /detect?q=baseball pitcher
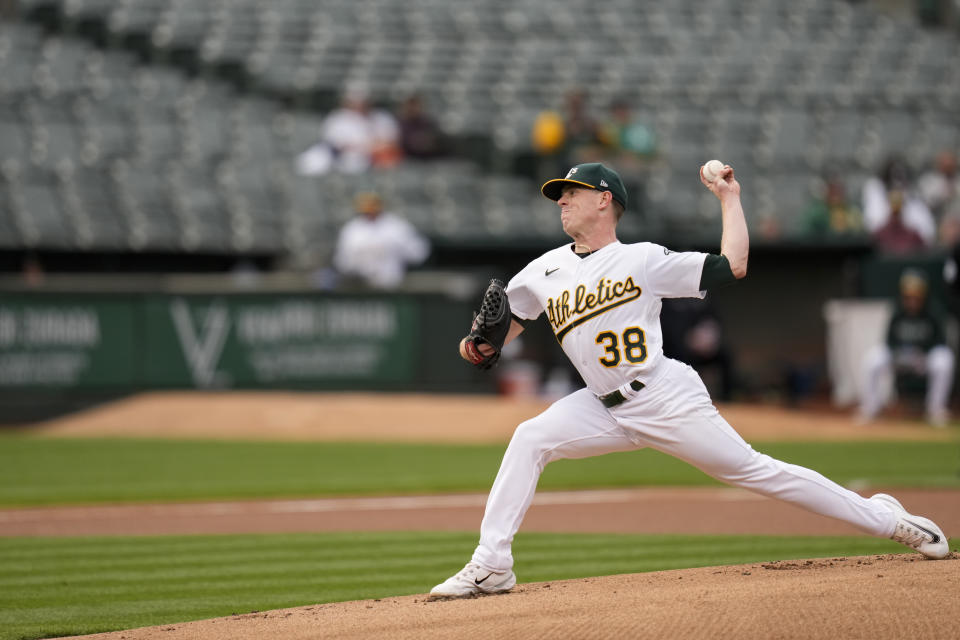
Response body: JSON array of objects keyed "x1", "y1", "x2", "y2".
[{"x1": 430, "y1": 162, "x2": 950, "y2": 598}]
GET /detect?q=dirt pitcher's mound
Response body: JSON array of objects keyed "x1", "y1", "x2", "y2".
[{"x1": 60, "y1": 554, "x2": 958, "y2": 640}]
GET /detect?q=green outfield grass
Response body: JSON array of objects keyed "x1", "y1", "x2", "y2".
[
  {"x1": 0, "y1": 531, "x2": 917, "y2": 640},
  {"x1": 0, "y1": 436, "x2": 957, "y2": 506}
]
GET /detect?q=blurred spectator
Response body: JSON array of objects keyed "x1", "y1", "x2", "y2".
[
  {"x1": 937, "y1": 205, "x2": 960, "y2": 248},
  {"x1": 871, "y1": 189, "x2": 929, "y2": 254},
  {"x1": 596, "y1": 98, "x2": 658, "y2": 160},
  {"x1": 21, "y1": 252, "x2": 44, "y2": 287},
  {"x1": 531, "y1": 89, "x2": 602, "y2": 180},
  {"x1": 857, "y1": 268, "x2": 954, "y2": 427},
  {"x1": 862, "y1": 156, "x2": 936, "y2": 245},
  {"x1": 755, "y1": 212, "x2": 784, "y2": 242},
  {"x1": 596, "y1": 98, "x2": 658, "y2": 213},
  {"x1": 556, "y1": 89, "x2": 603, "y2": 164},
  {"x1": 918, "y1": 149, "x2": 960, "y2": 223},
  {"x1": 661, "y1": 297, "x2": 735, "y2": 401},
  {"x1": 296, "y1": 87, "x2": 401, "y2": 175},
  {"x1": 801, "y1": 174, "x2": 863, "y2": 238},
  {"x1": 397, "y1": 94, "x2": 448, "y2": 160},
  {"x1": 331, "y1": 192, "x2": 429, "y2": 289}
]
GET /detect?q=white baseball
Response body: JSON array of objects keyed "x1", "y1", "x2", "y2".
[{"x1": 702, "y1": 159, "x2": 725, "y2": 183}]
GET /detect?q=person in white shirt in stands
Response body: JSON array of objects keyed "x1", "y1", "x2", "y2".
[
  {"x1": 332, "y1": 192, "x2": 430, "y2": 289},
  {"x1": 862, "y1": 156, "x2": 936, "y2": 246},
  {"x1": 296, "y1": 87, "x2": 401, "y2": 175},
  {"x1": 919, "y1": 150, "x2": 960, "y2": 244}
]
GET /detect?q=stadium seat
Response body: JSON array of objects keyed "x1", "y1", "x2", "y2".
[{"x1": 0, "y1": 0, "x2": 956, "y2": 253}]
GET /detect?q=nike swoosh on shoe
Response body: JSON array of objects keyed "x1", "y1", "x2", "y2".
[
  {"x1": 904, "y1": 518, "x2": 941, "y2": 543},
  {"x1": 474, "y1": 572, "x2": 494, "y2": 585}
]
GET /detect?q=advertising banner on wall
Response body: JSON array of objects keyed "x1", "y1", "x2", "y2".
[
  {"x1": 142, "y1": 295, "x2": 419, "y2": 388},
  {"x1": 0, "y1": 294, "x2": 418, "y2": 389},
  {"x1": 0, "y1": 296, "x2": 136, "y2": 387}
]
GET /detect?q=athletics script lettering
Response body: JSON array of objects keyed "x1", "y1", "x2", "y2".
[{"x1": 546, "y1": 277, "x2": 642, "y2": 340}]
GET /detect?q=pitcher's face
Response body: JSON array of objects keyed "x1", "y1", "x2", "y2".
[{"x1": 557, "y1": 186, "x2": 605, "y2": 238}]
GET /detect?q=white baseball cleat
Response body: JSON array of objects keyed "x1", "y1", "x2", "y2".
[
  {"x1": 429, "y1": 562, "x2": 516, "y2": 598},
  {"x1": 871, "y1": 493, "x2": 950, "y2": 559}
]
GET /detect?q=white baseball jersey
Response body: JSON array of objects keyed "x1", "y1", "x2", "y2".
[
  {"x1": 506, "y1": 240, "x2": 708, "y2": 395},
  {"x1": 470, "y1": 238, "x2": 900, "y2": 573}
]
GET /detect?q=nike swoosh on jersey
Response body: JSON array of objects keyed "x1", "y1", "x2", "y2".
[{"x1": 545, "y1": 268, "x2": 560, "y2": 276}]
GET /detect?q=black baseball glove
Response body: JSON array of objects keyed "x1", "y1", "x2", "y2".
[{"x1": 462, "y1": 279, "x2": 511, "y2": 370}]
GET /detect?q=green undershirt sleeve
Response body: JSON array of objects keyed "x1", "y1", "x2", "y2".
[{"x1": 699, "y1": 254, "x2": 738, "y2": 290}]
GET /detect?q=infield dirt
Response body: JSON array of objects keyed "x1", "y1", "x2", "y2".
[
  {"x1": 18, "y1": 392, "x2": 960, "y2": 639},
  {"x1": 25, "y1": 391, "x2": 959, "y2": 443}
]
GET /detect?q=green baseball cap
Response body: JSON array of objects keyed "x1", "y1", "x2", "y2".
[{"x1": 541, "y1": 163, "x2": 628, "y2": 209}]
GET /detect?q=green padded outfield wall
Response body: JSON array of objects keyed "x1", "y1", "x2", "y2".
[{"x1": 0, "y1": 292, "x2": 483, "y2": 391}]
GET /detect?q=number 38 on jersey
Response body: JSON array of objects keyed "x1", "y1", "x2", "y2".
[{"x1": 595, "y1": 327, "x2": 648, "y2": 367}]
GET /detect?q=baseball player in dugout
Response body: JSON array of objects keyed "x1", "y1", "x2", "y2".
[{"x1": 429, "y1": 161, "x2": 950, "y2": 598}]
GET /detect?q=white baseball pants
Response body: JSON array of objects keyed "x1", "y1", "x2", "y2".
[
  {"x1": 858, "y1": 344, "x2": 954, "y2": 421},
  {"x1": 472, "y1": 358, "x2": 897, "y2": 571}
]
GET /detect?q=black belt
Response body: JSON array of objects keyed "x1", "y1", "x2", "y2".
[{"x1": 599, "y1": 379, "x2": 645, "y2": 408}]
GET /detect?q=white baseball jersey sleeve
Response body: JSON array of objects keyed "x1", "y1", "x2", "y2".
[{"x1": 506, "y1": 241, "x2": 707, "y2": 395}]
